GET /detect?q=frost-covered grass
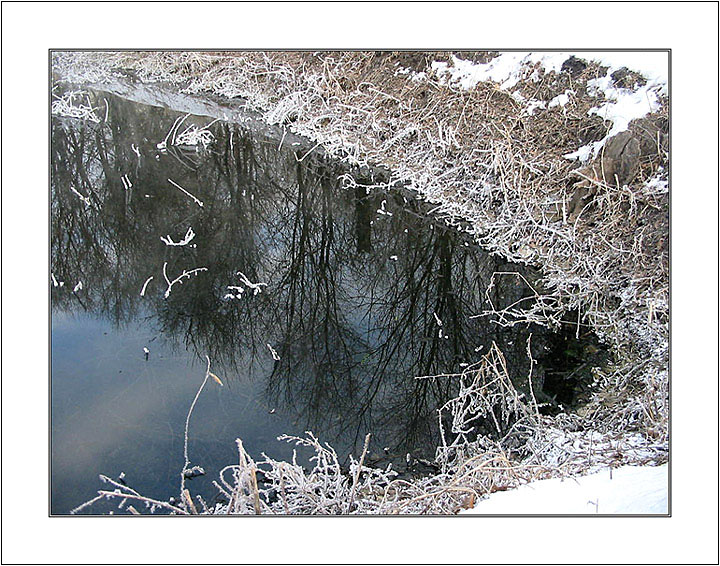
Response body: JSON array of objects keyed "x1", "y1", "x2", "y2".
[
  {"x1": 54, "y1": 50, "x2": 669, "y2": 514},
  {"x1": 51, "y1": 89, "x2": 102, "y2": 123}
]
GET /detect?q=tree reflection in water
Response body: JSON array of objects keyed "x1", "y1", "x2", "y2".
[{"x1": 51, "y1": 89, "x2": 595, "y2": 467}]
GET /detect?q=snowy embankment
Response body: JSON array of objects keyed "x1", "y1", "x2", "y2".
[
  {"x1": 439, "y1": 52, "x2": 669, "y2": 515},
  {"x1": 432, "y1": 51, "x2": 668, "y2": 162},
  {"x1": 464, "y1": 463, "x2": 668, "y2": 515}
]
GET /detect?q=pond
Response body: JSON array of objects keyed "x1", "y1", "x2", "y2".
[{"x1": 51, "y1": 86, "x2": 602, "y2": 514}]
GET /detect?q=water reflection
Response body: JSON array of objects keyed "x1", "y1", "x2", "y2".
[{"x1": 51, "y1": 89, "x2": 594, "y2": 513}]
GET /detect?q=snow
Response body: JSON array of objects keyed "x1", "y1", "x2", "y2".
[
  {"x1": 580, "y1": 51, "x2": 668, "y2": 85},
  {"x1": 432, "y1": 52, "x2": 667, "y2": 92},
  {"x1": 642, "y1": 172, "x2": 669, "y2": 196},
  {"x1": 549, "y1": 90, "x2": 573, "y2": 108},
  {"x1": 431, "y1": 52, "x2": 580, "y2": 91},
  {"x1": 463, "y1": 464, "x2": 668, "y2": 515},
  {"x1": 569, "y1": 62, "x2": 667, "y2": 161}
]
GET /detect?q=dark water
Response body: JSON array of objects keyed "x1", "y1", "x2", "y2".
[{"x1": 51, "y1": 88, "x2": 600, "y2": 514}]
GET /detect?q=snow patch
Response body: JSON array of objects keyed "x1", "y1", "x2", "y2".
[
  {"x1": 563, "y1": 144, "x2": 594, "y2": 163},
  {"x1": 549, "y1": 89, "x2": 574, "y2": 108},
  {"x1": 566, "y1": 53, "x2": 667, "y2": 161},
  {"x1": 587, "y1": 75, "x2": 664, "y2": 137},
  {"x1": 464, "y1": 464, "x2": 668, "y2": 515},
  {"x1": 642, "y1": 172, "x2": 669, "y2": 196},
  {"x1": 432, "y1": 53, "x2": 574, "y2": 91}
]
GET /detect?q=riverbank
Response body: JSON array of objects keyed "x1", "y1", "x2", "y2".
[{"x1": 53, "y1": 50, "x2": 669, "y2": 514}]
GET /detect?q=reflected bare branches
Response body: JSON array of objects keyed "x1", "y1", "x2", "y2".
[{"x1": 52, "y1": 89, "x2": 600, "y2": 463}]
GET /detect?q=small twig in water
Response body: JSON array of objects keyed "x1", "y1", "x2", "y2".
[
  {"x1": 160, "y1": 226, "x2": 195, "y2": 247},
  {"x1": 70, "y1": 185, "x2": 91, "y2": 206},
  {"x1": 267, "y1": 344, "x2": 281, "y2": 361},
  {"x1": 163, "y1": 262, "x2": 208, "y2": 298},
  {"x1": 157, "y1": 114, "x2": 190, "y2": 150},
  {"x1": 168, "y1": 178, "x2": 204, "y2": 207},
  {"x1": 181, "y1": 356, "x2": 212, "y2": 497},
  {"x1": 236, "y1": 271, "x2": 267, "y2": 295},
  {"x1": 140, "y1": 276, "x2": 154, "y2": 297}
]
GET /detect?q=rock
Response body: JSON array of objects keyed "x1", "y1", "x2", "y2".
[
  {"x1": 561, "y1": 56, "x2": 587, "y2": 77},
  {"x1": 567, "y1": 130, "x2": 642, "y2": 220},
  {"x1": 610, "y1": 67, "x2": 647, "y2": 89},
  {"x1": 629, "y1": 116, "x2": 669, "y2": 162},
  {"x1": 183, "y1": 465, "x2": 205, "y2": 479},
  {"x1": 568, "y1": 113, "x2": 668, "y2": 222},
  {"x1": 602, "y1": 130, "x2": 641, "y2": 186}
]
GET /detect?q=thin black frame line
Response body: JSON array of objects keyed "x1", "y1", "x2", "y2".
[
  {"x1": 47, "y1": 48, "x2": 671, "y2": 518},
  {"x1": 50, "y1": 47, "x2": 672, "y2": 52}
]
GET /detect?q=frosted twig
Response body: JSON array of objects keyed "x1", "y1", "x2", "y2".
[
  {"x1": 346, "y1": 433, "x2": 371, "y2": 513},
  {"x1": 295, "y1": 141, "x2": 323, "y2": 162},
  {"x1": 51, "y1": 90, "x2": 100, "y2": 122},
  {"x1": 526, "y1": 335, "x2": 540, "y2": 419},
  {"x1": 235, "y1": 271, "x2": 267, "y2": 296},
  {"x1": 267, "y1": 344, "x2": 280, "y2": 361},
  {"x1": 160, "y1": 226, "x2": 195, "y2": 247},
  {"x1": 175, "y1": 119, "x2": 219, "y2": 148},
  {"x1": 140, "y1": 276, "x2": 154, "y2": 297},
  {"x1": 167, "y1": 178, "x2": 203, "y2": 207},
  {"x1": 376, "y1": 199, "x2": 393, "y2": 216},
  {"x1": 163, "y1": 262, "x2": 208, "y2": 298},
  {"x1": 181, "y1": 355, "x2": 211, "y2": 495},
  {"x1": 70, "y1": 185, "x2": 91, "y2": 206},
  {"x1": 71, "y1": 474, "x2": 188, "y2": 515},
  {"x1": 224, "y1": 286, "x2": 245, "y2": 299},
  {"x1": 157, "y1": 113, "x2": 190, "y2": 150}
]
